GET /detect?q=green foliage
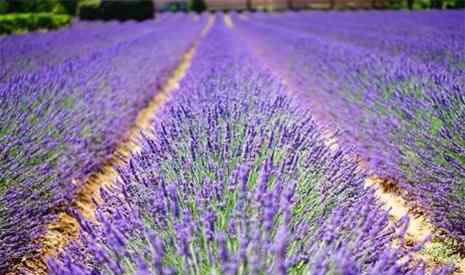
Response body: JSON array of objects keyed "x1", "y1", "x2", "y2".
[
  {"x1": 384, "y1": 0, "x2": 411, "y2": 9},
  {"x1": 6, "y1": 0, "x2": 66, "y2": 13},
  {"x1": 420, "y1": 241, "x2": 462, "y2": 265},
  {"x1": 0, "y1": 13, "x2": 71, "y2": 34},
  {"x1": 78, "y1": 0, "x2": 101, "y2": 19},
  {"x1": 58, "y1": 0, "x2": 78, "y2": 14},
  {"x1": 189, "y1": 0, "x2": 207, "y2": 12},
  {"x1": 443, "y1": 0, "x2": 464, "y2": 8},
  {"x1": 385, "y1": 0, "x2": 464, "y2": 8},
  {"x1": 101, "y1": 0, "x2": 154, "y2": 21},
  {"x1": 78, "y1": 0, "x2": 154, "y2": 21},
  {"x1": 1, "y1": 0, "x2": 77, "y2": 15},
  {"x1": 165, "y1": 2, "x2": 188, "y2": 12},
  {"x1": 0, "y1": 1, "x2": 8, "y2": 14}
]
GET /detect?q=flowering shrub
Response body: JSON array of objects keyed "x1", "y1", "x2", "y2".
[
  {"x1": 0, "y1": 14, "x2": 207, "y2": 271},
  {"x1": 50, "y1": 18, "x2": 450, "y2": 275},
  {"x1": 234, "y1": 11, "x2": 465, "y2": 242}
]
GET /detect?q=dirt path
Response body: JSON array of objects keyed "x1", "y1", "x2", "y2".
[
  {"x1": 315, "y1": 111, "x2": 464, "y2": 274},
  {"x1": 316, "y1": 111, "x2": 464, "y2": 273},
  {"x1": 224, "y1": 14, "x2": 234, "y2": 28},
  {"x1": 9, "y1": 15, "x2": 214, "y2": 275},
  {"x1": 233, "y1": 27, "x2": 465, "y2": 272},
  {"x1": 367, "y1": 177, "x2": 465, "y2": 274}
]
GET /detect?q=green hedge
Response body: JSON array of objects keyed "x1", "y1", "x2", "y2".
[
  {"x1": 0, "y1": 1, "x2": 8, "y2": 14},
  {"x1": 189, "y1": 0, "x2": 207, "y2": 12},
  {"x1": 385, "y1": 0, "x2": 464, "y2": 8},
  {"x1": 2, "y1": 0, "x2": 77, "y2": 14},
  {"x1": 78, "y1": 0, "x2": 100, "y2": 19},
  {"x1": 0, "y1": 13, "x2": 71, "y2": 34},
  {"x1": 79, "y1": 0, "x2": 154, "y2": 21}
]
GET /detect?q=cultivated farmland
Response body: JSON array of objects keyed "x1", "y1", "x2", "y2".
[{"x1": 0, "y1": 11, "x2": 464, "y2": 275}]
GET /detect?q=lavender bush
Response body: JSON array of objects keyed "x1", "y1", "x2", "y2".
[
  {"x1": 234, "y1": 11, "x2": 465, "y2": 242},
  {"x1": 49, "y1": 18, "x2": 449, "y2": 275},
  {"x1": 0, "y1": 13, "x2": 185, "y2": 81},
  {"x1": 0, "y1": 14, "x2": 207, "y2": 271}
]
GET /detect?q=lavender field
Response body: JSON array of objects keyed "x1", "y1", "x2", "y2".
[{"x1": 1, "y1": 10, "x2": 464, "y2": 275}]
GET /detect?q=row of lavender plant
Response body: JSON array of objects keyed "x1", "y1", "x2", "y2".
[
  {"x1": 251, "y1": 11, "x2": 465, "y2": 72},
  {"x1": 49, "y1": 17, "x2": 450, "y2": 275},
  {"x1": 0, "y1": 13, "x2": 188, "y2": 81},
  {"x1": 0, "y1": 14, "x2": 207, "y2": 272},
  {"x1": 233, "y1": 11, "x2": 465, "y2": 243}
]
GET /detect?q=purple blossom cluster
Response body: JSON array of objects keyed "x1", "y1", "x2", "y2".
[
  {"x1": 49, "y1": 17, "x2": 450, "y2": 275},
  {"x1": 233, "y1": 11, "x2": 465, "y2": 242},
  {"x1": 0, "y1": 13, "x2": 184, "y2": 80},
  {"x1": 0, "y1": 14, "x2": 207, "y2": 271}
]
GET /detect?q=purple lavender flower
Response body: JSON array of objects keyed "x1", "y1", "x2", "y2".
[{"x1": 49, "y1": 16, "x2": 449, "y2": 275}]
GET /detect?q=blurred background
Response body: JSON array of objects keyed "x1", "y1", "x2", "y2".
[{"x1": 0, "y1": 0, "x2": 463, "y2": 34}]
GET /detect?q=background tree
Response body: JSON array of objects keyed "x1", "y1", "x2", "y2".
[
  {"x1": 287, "y1": 0, "x2": 294, "y2": 9},
  {"x1": 329, "y1": 0, "x2": 335, "y2": 9},
  {"x1": 0, "y1": 0, "x2": 8, "y2": 14},
  {"x1": 190, "y1": 0, "x2": 206, "y2": 12},
  {"x1": 58, "y1": 0, "x2": 78, "y2": 14},
  {"x1": 407, "y1": 0, "x2": 414, "y2": 8},
  {"x1": 246, "y1": 0, "x2": 252, "y2": 10}
]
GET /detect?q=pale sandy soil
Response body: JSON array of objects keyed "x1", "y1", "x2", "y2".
[
  {"x1": 9, "y1": 15, "x2": 215, "y2": 275},
  {"x1": 11, "y1": 16, "x2": 464, "y2": 274},
  {"x1": 224, "y1": 14, "x2": 234, "y2": 28}
]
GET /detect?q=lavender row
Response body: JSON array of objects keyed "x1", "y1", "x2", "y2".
[
  {"x1": 49, "y1": 17, "x2": 449, "y2": 275},
  {"x1": 234, "y1": 12, "x2": 465, "y2": 242},
  {"x1": 0, "y1": 14, "x2": 207, "y2": 272},
  {"x1": 250, "y1": 11, "x2": 465, "y2": 72},
  {"x1": 0, "y1": 14, "x2": 189, "y2": 81}
]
